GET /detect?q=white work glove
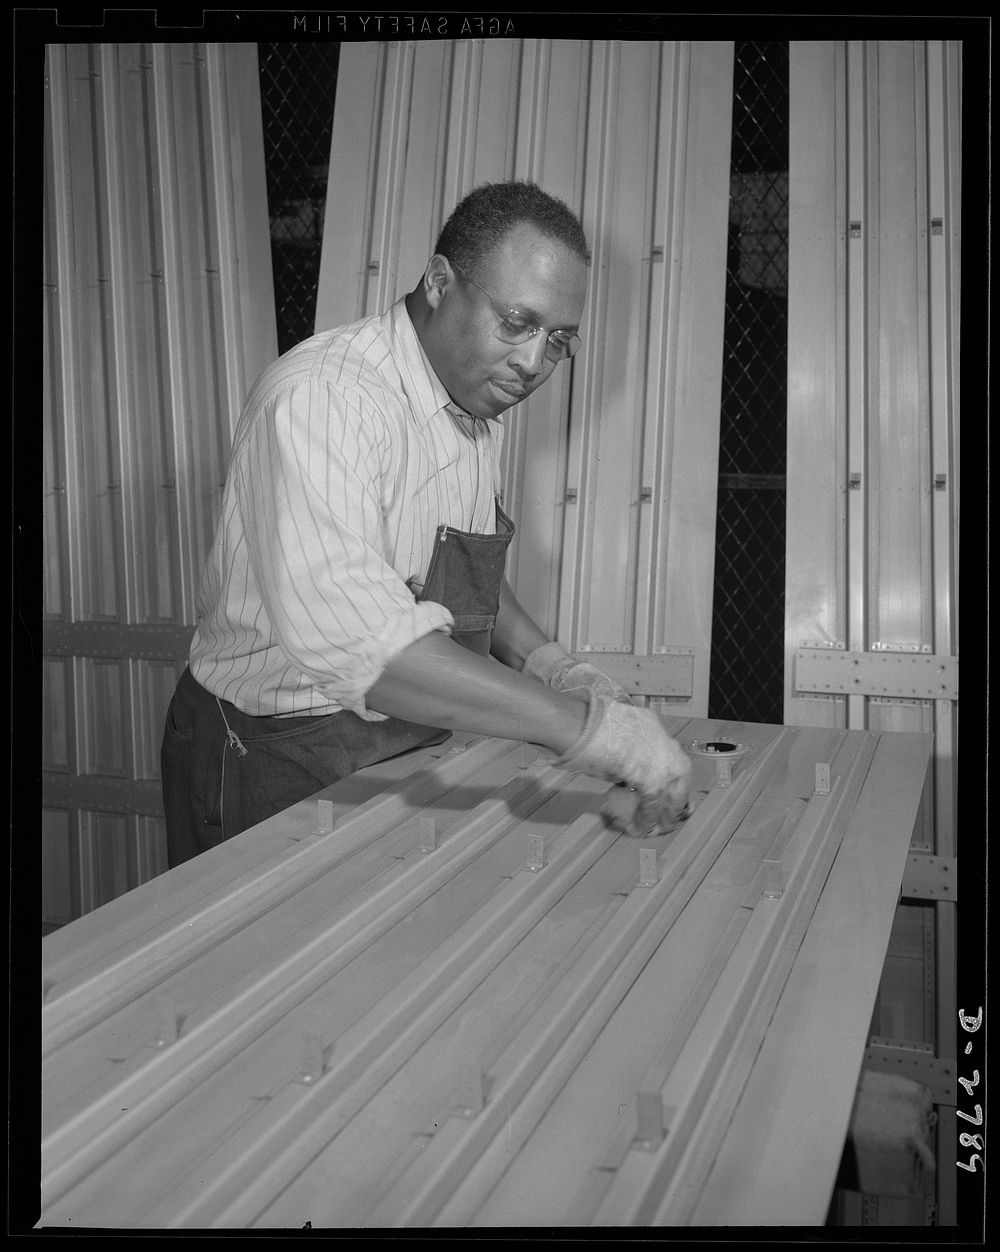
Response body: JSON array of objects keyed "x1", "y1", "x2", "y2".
[
  {"x1": 549, "y1": 692, "x2": 692, "y2": 834},
  {"x1": 523, "y1": 641, "x2": 633, "y2": 704}
]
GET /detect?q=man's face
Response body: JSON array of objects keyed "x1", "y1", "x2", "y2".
[{"x1": 422, "y1": 223, "x2": 588, "y2": 421}]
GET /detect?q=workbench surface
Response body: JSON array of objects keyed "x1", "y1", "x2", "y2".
[{"x1": 40, "y1": 716, "x2": 931, "y2": 1229}]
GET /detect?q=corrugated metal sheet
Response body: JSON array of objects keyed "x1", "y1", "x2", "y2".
[
  {"x1": 317, "y1": 39, "x2": 734, "y2": 715},
  {"x1": 39, "y1": 718, "x2": 931, "y2": 1228},
  {"x1": 785, "y1": 38, "x2": 959, "y2": 820},
  {"x1": 42, "y1": 43, "x2": 277, "y2": 924}
]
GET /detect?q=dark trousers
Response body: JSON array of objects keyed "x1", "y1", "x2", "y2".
[{"x1": 160, "y1": 668, "x2": 447, "y2": 868}]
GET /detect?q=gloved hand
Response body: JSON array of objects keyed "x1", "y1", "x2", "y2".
[
  {"x1": 523, "y1": 641, "x2": 633, "y2": 704},
  {"x1": 549, "y1": 692, "x2": 692, "y2": 834}
]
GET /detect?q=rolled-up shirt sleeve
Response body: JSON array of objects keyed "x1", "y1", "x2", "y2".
[{"x1": 234, "y1": 376, "x2": 453, "y2": 718}]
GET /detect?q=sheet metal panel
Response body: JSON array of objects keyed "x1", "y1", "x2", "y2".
[
  {"x1": 785, "y1": 40, "x2": 960, "y2": 744},
  {"x1": 924, "y1": 40, "x2": 960, "y2": 863},
  {"x1": 785, "y1": 40, "x2": 960, "y2": 850},
  {"x1": 784, "y1": 42, "x2": 845, "y2": 730},
  {"x1": 42, "y1": 56, "x2": 73, "y2": 622},
  {"x1": 643, "y1": 42, "x2": 733, "y2": 708},
  {"x1": 39, "y1": 719, "x2": 931, "y2": 1228},
  {"x1": 562, "y1": 40, "x2": 661, "y2": 656},
  {"x1": 42, "y1": 42, "x2": 276, "y2": 920},
  {"x1": 870, "y1": 42, "x2": 931, "y2": 651}
]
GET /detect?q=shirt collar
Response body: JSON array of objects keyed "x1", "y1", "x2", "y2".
[{"x1": 384, "y1": 297, "x2": 464, "y2": 425}]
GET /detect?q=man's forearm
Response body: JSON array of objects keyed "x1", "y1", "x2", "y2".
[
  {"x1": 490, "y1": 578, "x2": 551, "y2": 671},
  {"x1": 366, "y1": 628, "x2": 586, "y2": 755}
]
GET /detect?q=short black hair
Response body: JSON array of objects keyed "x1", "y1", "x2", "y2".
[{"x1": 434, "y1": 180, "x2": 590, "y2": 276}]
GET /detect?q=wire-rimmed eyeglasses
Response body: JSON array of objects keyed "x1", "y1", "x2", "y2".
[{"x1": 449, "y1": 260, "x2": 582, "y2": 362}]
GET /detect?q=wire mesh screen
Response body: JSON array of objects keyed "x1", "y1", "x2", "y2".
[
  {"x1": 258, "y1": 43, "x2": 340, "y2": 355},
  {"x1": 707, "y1": 41, "x2": 789, "y2": 725}
]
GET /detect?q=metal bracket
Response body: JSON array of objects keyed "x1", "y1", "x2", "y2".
[
  {"x1": 637, "y1": 847, "x2": 658, "y2": 887},
  {"x1": 153, "y1": 995, "x2": 179, "y2": 1048},
  {"x1": 632, "y1": 1091, "x2": 666, "y2": 1151},
  {"x1": 42, "y1": 772, "x2": 168, "y2": 818},
  {"x1": 43, "y1": 620, "x2": 195, "y2": 661},
  {"x1": 901, "y1": 851, "x2": 957, "y2": 901},
  {"x1": 449, "y1": 1062, "x2": 487, "y2": 1118},
  {"x1": 794, "y1": 648, "x2": 958, "y2": 701},
  {"x1": 296, "y1": 1031, "x2": 325, "y2": 1085},
  {"x1": 864, "y1": 1037, "x2": 956, "y2": 1106},
  {"x1": 415, "y1": 815, "x2": 437, "y2": 853},
  {"x1": 570, "y1": 650, "x2": 694, "y2": 698}
]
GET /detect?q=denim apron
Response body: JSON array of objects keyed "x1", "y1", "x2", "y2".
[{"x1": 161, "y1": 500, "x2": 515, "y2": 867}]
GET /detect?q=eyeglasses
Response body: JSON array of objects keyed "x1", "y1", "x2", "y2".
[{"x1": 449, "y1": 260, "x2": 582, "y2": 362}]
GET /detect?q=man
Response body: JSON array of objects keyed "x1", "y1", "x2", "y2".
[{"x1": 161, "y1": 181, "x2": 691, "y2": 867}]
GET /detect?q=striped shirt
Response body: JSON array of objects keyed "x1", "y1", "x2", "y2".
[{"x1": 189, "y1": 297, "x2": 505, "y2": 719}]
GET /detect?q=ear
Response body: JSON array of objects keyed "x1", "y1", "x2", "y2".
[{"x1": 422, "y1": 254, "x2": 453, "y2": 310}]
